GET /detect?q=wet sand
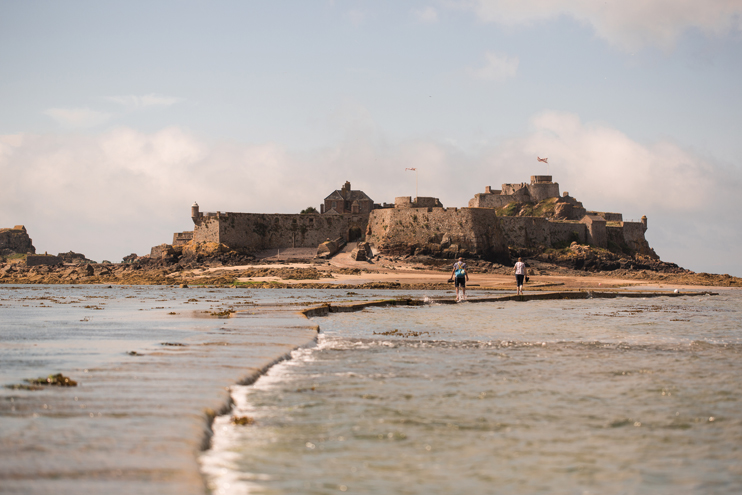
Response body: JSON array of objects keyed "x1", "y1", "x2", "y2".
[{"x1": 0, "y1": 286, "x2": 319, "y2": 495}]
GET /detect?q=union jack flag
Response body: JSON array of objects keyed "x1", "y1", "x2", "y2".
[
  {"x1": 537, "y1": 157, "x2": 548, "y2": 164},
  {"x1": 405, "y1": 167, "x2": 416, "y2": 171}
]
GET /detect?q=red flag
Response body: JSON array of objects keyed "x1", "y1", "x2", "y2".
[
  {"x1": 405, "y1": 167, "x2": 416, "y2": 171},
  {"x1": 537, "y1": 157, "x2": 548, "y2": 163}
]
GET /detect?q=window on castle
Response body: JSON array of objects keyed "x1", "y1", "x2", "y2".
[{"x1": 332, "y1": 201, "x2": 337, "y2": 209}]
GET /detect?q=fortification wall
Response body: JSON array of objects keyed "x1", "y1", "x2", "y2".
[
  {"x1": 497, "y1": 217, "x2": 587, "y2": 248},
  {"x1": 26, "y1": 254, "x2": 62, "y2": 266},
  {"x1": 498, "y1": 217, "x2": 550, "y2": 247},
  {"x1": 581, "y1": 215, "x2": 608, "y2": 248},
  {"x1": 469, "y1": 181, "x2": 559, "y2": 208},
  {"x1": 193, "y1": 213, "x2": 367, "y2": 252},
  {"x1": 548, "y1": 221, "x2": 587, "y2": 246},
  {"x1": 366, "y1": 207, "x2": 508, "y2": 260},
  {"x1": 622, "y1": 221, "x2": 657, "y2": 257},
  {"x1": 468, "y1": 193, "x2": 512, "y2": 209},
  {"x1": 528, "y1": 182, "x2": 560, "y2": 202},
  {"x1": 172, "y1": 231, "x2": 193, "y2": 246},
  {"x1": 588, "y1": 211, "x2": 623, "y2": 222}
]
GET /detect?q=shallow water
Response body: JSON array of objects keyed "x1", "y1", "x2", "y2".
[{"x1": 203, "y1": 291, "x2": 742, "y2": 494}]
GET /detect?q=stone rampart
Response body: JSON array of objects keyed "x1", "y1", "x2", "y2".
[
  {"x1": 581, "y1": 215, "x2": 608, "y2": 248},
  {"x1": 193, "y1": 212, "x2": 367, "y2": 253},
  {"x1": 366, "y1": 207, "x2": 509, "y2": 261},
  {"x1": 548, "y1": 221, "x2": 587, "y2": 246},
  {"x1": 468, "y1": 193, "x2": 513, "y2": 208},
  {"x1": 498, "y1": 217, "x2": 550, "y2": 247},
  {"x1": 498, "y1": 217, "x2": 587, "y2": 248},
  {"x1": 622, "y1": 221, "x2": 657, "y2": 257},
  {"x1": 588, "y1": 211, "x2": 623, "y2": 222},
  {"x1": 528, "y1": 182, "x2": 560, "y2": 202},
  {"x1": 469, "y1": 180, "x2": 559, "y2": 207},
  {"x1": 26, "y1": 254, "x2": 62, "y2": 267},
  {"x1": 172, "y1": 231, "x2": 193, "y2": 246}
]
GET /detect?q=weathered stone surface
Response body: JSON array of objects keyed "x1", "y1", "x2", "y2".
[
  {"x1": 122, "y1": 253, "x2": 139, "y2": 263},
  {"x1": 317, "y1": 237, "x2": 345, "y2": 259},
  {"x1": 366, "y1": 207, "x2": 510, "y2": 263},
  {"x1": 26, "y1": 254, "x2": 63, "y2": 267},
  {"x1": 57, "y1": 251, "x2": 95, "y2": 264},
  {"x1": 0, "y1": 225, "x2": 35, "y2": 256},
  {"x1": 350, "y1": 242, "x2": 373, "y2": 261},
  {"x1": 553, "y1": 202, "x2": 572, "y2": 220},
  {"x1": 151, "y1": 243, "x2": 177, "y2": 260}
]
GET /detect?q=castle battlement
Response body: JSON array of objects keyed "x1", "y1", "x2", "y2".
[{"x1": 168, "y1": 174, "x2": 655, "y2": 261}]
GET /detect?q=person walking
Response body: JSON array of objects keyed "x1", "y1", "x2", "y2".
[
  {"x1": 450, "y1": 257, "x2": 469, "y2": 301},
  {"x1": 514, "y1": 257, "x2": 527, "y2": 295}
]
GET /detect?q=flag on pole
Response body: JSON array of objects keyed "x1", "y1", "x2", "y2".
[
  {"x1": 537, "y1": 157, "x2": 548, "y2": 163},
  {"x1": 405, "y1": 167, "x2": 416, "y2": 171}
]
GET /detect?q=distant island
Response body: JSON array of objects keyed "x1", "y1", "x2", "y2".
[{"x1": 1, "y1": 175, "x2": 740, "y2": 287}]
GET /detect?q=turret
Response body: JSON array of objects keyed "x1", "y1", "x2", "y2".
[
  {"x1": 191, "y1": 201, "x2": 200, "y2": 224},
  {"x1": 641, "y1": 215, "x2": 647, "y2": 231}
]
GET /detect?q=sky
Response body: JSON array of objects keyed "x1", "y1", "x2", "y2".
[{"x1": 1, "y1": 0, "x2": 741, "y2": 276}]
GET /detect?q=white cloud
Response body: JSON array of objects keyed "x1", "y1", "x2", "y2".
[
  {"x1": 498, "y1": 111, "x2": 719, "y2": 213},
  {"x1": 456, "y1": 0, "x2": 742, "y2": 50},
  {"x1": 412, "y1": 6, "x2": 439, "y2": 23},
  {"x1": 104, "y1": 94, "x2": 183, "y2": 108},
  {"x1": 468, "y1": 51, "x2": 519, "y2": 81},
  {"x1": 44, "y1": 107, "x2": 111, "y2": 128}
]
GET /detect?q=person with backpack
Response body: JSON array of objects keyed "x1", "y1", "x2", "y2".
[{"x1": 450, "y1": 257, "x2": 469, "y2": 301}]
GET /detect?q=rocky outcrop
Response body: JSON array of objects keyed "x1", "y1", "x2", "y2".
[
  {"x1": 0, "y1": 225, "x2": 35, "y2": 256},
  {"x1": 350, "y1": 242, "x2": 373, "y2": 261},
  {"x1": 316, "y1": 237, "x2": 345, "y2": 259},
  {"x1": 57, "y1": 251, "x2": 95, "y2": 264},
  {"x1": 518, "y1": 242, "x2": 685, "y2": 274}
]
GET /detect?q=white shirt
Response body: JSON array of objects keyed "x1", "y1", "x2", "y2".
[{"x1": 514, "y1": 261, "x2": 526, "y2": 275}]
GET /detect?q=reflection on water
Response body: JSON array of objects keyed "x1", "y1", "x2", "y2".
[{"x1": 203, "y1": 293, "x2": 742, "y2": 494}]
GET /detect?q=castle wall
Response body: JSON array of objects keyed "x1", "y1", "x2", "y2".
[
  {"x1": 548, "y1": 221, "x2": 587, "y2": 245},
  {"x1": 366, "y1": 207, "x2": 509, "y2": 260},
  {"x1": 621, "y1": 221, "x2": 656, "y2": 256},
  {"x1": 468, "y1": 181, "x2": 560, "y2": 208},
  {"x1": 26, "y1": 254, "x2": 62, "y2": 266},
  {"x1": 468, "y1": 193, "x2": 513, "y2": 208},
  {"x1": 588, "y1": 211, "x2": 623, "y2": 222},
  {"x1": 172, "y1": 231, "x2": 193, "y2": 246},
  {"x1": 581, "y1": 215, "x2": 608, "y2": 248},
  {"x1": 498, "y1": 217, "x2": 550, "y2": 247},
  {"x1": 193, "y1": 212, "x2": 367, "y2": 252},
  {"x1": 527, "y1": 182, "x2": 560, "y2": 202},
  {"x1": 497, "y1": 217, "x2": 587, "y2": 247}
]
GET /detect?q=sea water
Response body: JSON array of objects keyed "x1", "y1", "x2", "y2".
[{"x1": 202, "y1": 291, "x2": 742, "y2": 494}]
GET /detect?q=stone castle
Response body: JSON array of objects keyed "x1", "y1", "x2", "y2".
[{"x1": 168, "y1": 175, "x2": 655, "y2": 262}]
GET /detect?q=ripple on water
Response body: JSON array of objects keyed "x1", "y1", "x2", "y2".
[{"x1": 202, "y1": 294, "x2": 742, "y2": 495}]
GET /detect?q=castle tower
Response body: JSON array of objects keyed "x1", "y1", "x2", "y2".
[
  {"x1": 641, "y1": 215, "x2": 647, "y2": 231},
  {"x1": 191, "y1": 201, "x2": 200, "y2": 224}
]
